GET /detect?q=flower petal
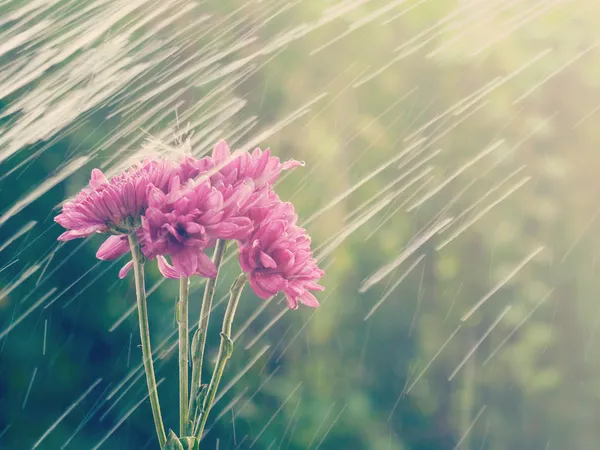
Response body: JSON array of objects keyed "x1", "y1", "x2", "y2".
[
  {"x1": 281, "y1": 158, "x2": 303, "y2": 171},
  {"x1": 157, "y1": 255, "x2": 181, "y2": 279},
  {"x1": 195, "y1": 251, "x2": 217, "y2": 278},
  {"x1": 298, "y1": 291, "x2": 319, "y2": 308},
  {"x1": 271, "y1": 248, "x2": 294, "y2": 271},
  {"x1": 284, "y1": 293, "x2": 299, "y2": 310},
  {"x1": 147, "y1": 186, "x2": 166, "y2": 209},
  {"x1": 90, "y1": 168, "x2": 108, "y2": 187},
  {"x1": 212, "y1": 140, "x2": 231, "y2": 165},
  {"x1": 301, "y1": 280, "x2": 325, "y2": 291},
  {"x1": 144, "y1": 207, "x2": 167, "y2": 229},
  {"x1": 171, "y1": 248, "x2": 198, "y2": 277},
  {"x1": 254, "y1": 272, "x2": 286, "y2": 295},
  {"x1": 248, "y1": 272, "x2": 274, "y2": 299},
  {"x1": 57, "y1": 224, "x2": 108, "y2": 241},
  {"x1": 96, "y1": 235, "x2": 130, "y2": 260},
  {"x1": 259, "y1": 251, "x2": 277, "y2": 269},
  {"x1": 118, "y1": 260, "x2": 134, "y2": 279},
  {"x1": 184, "y1": 222, "x2": 203, "y2": 235},
  {"x1": 238, "y1": 245, "x2": 253, "y2": 273},
  {"x1": 205, "y1": 217, "x2": 252, "y2": 240}
]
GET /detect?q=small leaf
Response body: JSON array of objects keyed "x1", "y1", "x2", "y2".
[
  {"x1": 195, "y1": 383, "x2": 208, "y2": 412},
  {"x1": 190, "y1": 329, "x2": 203, "y2": 363},
  {"x1": 188, "y1": 384, "x2": 208, "y2": 435},
  {"x1": 221, "y1": 332, "x2": 234, "y2": 358},
  {"x1": 180, "y1": 436, "x2": 198, "y2": 450},
  {"x1": 197, "y1": 383, "x2": 208, "y2": 401},
  {"x1": 175, "y1": 301, "x2": 182, "y2": 323},
  {"x1": 166, "y1": 430, "x2": 184, "y2": 450}
]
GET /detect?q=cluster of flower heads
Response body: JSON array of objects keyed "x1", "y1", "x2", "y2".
[{"x1": 55, "y1": 141, "x2": 324, "y2": 309}]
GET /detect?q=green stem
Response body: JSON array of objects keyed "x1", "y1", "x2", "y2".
[
  {"x1": 195, "y1": 273, "x2": 246, "y2": 441},
  {"x1": 188, "y1": 240, "x2": 227, "y2": 432},
  {"x1": 128, "y1": 234, "x2": 167, "y2": 449},
  {"x1": 178, "y1": 276, "x2": 190, "y2": 436}
]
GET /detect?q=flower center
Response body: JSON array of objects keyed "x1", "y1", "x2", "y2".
[{"x1": 176, "y1": 223, "x2": 187, "y2": 236}]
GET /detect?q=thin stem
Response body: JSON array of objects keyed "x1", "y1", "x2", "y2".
[
  {"x1": 128, "y1": 234, "x2": 167, "y2": 449},
  {"x1": 188, "y1": 239, "x2": 227, "y2": 431},
  {"x1": 195, "y1": 273, "x2": 246, "y2": 441},
  {"x1": 178, "y1": 276, "x2": 190, "y2": 436}
]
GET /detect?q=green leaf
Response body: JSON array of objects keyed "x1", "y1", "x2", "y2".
[
  {"x1": 175, "y1": 301, "x2": 182, "y2": 323},
  {"x1": 220, "y1": 332, "x2": 234, "y2": 358},
  {"x1": 180, "y1": 437, "x2": 199, "y2": 450},
  {"x1": 196, "y1": 383, "x2": 208, "y2": 409},
  {"x1": 166, "y1": 430, "x2": 184, "y2": 450},
  {"x1": 190, "y1": 329, "x2": 203, "y2": 364}
]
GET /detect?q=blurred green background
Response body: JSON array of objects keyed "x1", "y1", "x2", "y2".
[{"x1": 1, "y1": 0, "x2": 600, "y2": 448}]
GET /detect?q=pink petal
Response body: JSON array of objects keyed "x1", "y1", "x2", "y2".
[
  {"x1": 258, "y1": 220, "x2": 286, "y2": 248},
  {"x1": 147, "y1": 187, "x2": 166, "y2": 209},
  {"x1": 222, "y1": 181, "x2": 254, "y2": 215},
  {"x1": 144, "y1": 207, "x2": 167, "y2": 228},
  {"x1": 135, "y1": 178, "x2": 147, "y2": 209},
  {"x1": 118, "y1": 260, "x2": 134, "y2": 279},
  {"x1": 169, "y1": 175, "x2": 181, "y2": 194},
  {"x1": 183, "y1": 238, "x2": 206, "y2": 247},
  {"x1": 205, "y1": 217, "x2": 252, "y2": 240},
  {"x1": 184, "y1": 222, "x2": 203, "y2": 235},
  {"x1": 157, "y1": 255, "x2": 181, "y2": 279},
  {"x1": 203, "y1": 189, "x2": 223, "y2": 213},
  {"x1": 251, "y1": 148, "x2": 270, "y2": 183},
  {"x1": 302, "y1": 280, "x2": 325, "y2": 291},
  {"x1": 248, "y1": 272, "x2": 274, "y2": 299},
  {"x1": 164, "y1": 223, "x2": 184, "y2": 243},
  {"x1": 249, "y1": 241, "x2": 261, "y2": 269},
  {"x1": 238, "y1": 245, "x2": 253, "y2": 273},
  {"x1": 298, "y1": 291, "x2": 320, "y2": 308},
  {"x1": 254, "y1": 272, "x2": 286, "y2": 295},
  {"x1": 90, "y1": 169, "x2": 108, "y2": 188},
  {"x1": 237, "y1": 153, "x2": 250, "y2": 178},
  {"x1": 124, "y1": 181, "x2": 136, "y2": 213},
  {"x1": 271, "y1": 248, "x2": 295, "y2": 271},
  {"x1": 262, "y1": 157, "x2": 279, "y2": 184},
  {"x1": 195, "y1": 155, "x2": 214, "y2": 174},
  {"x1": 96, "y1": 235, "x2": 130, "y2": 260},
  {"x1": 212, "y1": 140, "x2": 231, "y2": 165},
  {"x1": 171, "y1": 248, "x2": 198, "y2": 277},
  {"x1": 259, "y1": 251, "x2": 277, "y2": 269},
  {"x1": 284, "y1": 293, "x2": 299, "y2": 310},
  {"x1": 281, "y1": 159, "x2": 303, "y2": 171},
  {"x1": 195, "y1": 251, "x2": 217, "y2": 278},
  {"x1": 57, "y1": 224, "x2": 107, "y2": 241},
  {"x1": 173, "y1": 195, "x2": 191, "y2": 214}
]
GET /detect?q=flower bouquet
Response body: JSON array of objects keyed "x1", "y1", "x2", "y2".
[{"x1": 54, "y1": 140, "x2": 324, "y2": 449}]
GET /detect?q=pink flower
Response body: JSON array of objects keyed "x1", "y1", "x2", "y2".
[
  {"x1": 56, "y1": 158, "x2": 179, "y2": 280},
  {"x1": 178, "y1": 155, "x2": 214, "y2": 183},
  {"x1": 96, "y1": 235, "x2": 130, "y2": 259},
  {"x1": 55, "y1": 158, "x2": 176, "y2": 241},
  {"x1": 238, "y1": 202, "x2": 324, "y2": 309},
  {"x1": 211, "y1": 140, "x2": 303, "y2": 189},
  {"x1": 180, "y1": 141, "x2": 303, "y2": 214},
  {"x1": 140, "y1": 176, "x2": 253, "y2": 278},
  {"x1": 56, "y1": 142, "x2": 311, "y2": 286}
]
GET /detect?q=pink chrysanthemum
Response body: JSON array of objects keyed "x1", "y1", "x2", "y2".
[
  {"x1": 238, "y1": 201, "x2": 324, "y2": 309},
  {"x1": 210, "y1": 140, "x2": 303, "y2": 189},
  {"x1": 212, "y1": 140, "x2": 303, "y2": 213},
  {"x1": 139, "y1": 176, "x2": 253, "y2": 278},
  {"x1": 178, "y1": 140, "x2": 302, "y2": 214},
  {"x1": 178, "y1": 154, "x2": 214, "y2": 183},
  {"x1": 55, "y1": 158, "x2": 176, "y2": 241},
  {"x1": 57, "y1": 141, "x2": 317, "y2": 288}
]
